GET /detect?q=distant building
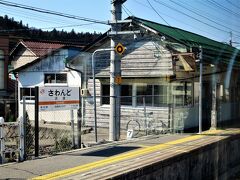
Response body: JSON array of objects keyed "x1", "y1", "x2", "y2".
[{"x1": 11, "y1": 40, "x2": 82, "y2": 123}]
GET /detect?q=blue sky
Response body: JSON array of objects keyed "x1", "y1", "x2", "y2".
[{"x1": 0, "y1": 0, "x2": 240, "y2": 47}]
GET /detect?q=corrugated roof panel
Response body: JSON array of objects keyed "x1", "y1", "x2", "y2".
[{"x1": 133, "y1": 17, "x2": 240, "y2": 67}]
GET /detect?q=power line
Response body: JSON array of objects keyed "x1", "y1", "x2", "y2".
[
  {"x1": 0, "y1": 0, "x2": 108, "y2": 25},
  {"x1": 0, "y1": 22, "x2": 97, "y2": 32},
  {"x1": 1, "y1": 8, "x2": 67, "y2": 26},
  {"x1": 114, "y1": 4, "x2": 167, "y2": 54},
  {"x1": 0, "y1": 6, "x2": 75, "y2": 25},
  {"x1": 122, "y1": 5, "x2": 133, "y2": 16},
  {"x1": 132, "y1": 0, "x2": 226, "y2": 41},
  {"x1": 147, "y1": 0, "x2": 191, "y2": 46},
  {"x1": 169, "y1": 0, "x2": 240, "y2": 35},
  {"x1": 225, "y1": 0, "x2": 240, "y2": 10},
  {"x1": 206, "y1": 0, "x2": 240, "y2": 18},
  {"x1": 153, "y1": 0, "x2": 240, "y2": 38},
  {"x1": 0, "y1": 7, "x2": 107, "y2": 32},
  {"x1": 181, "y1": 1, "x2": 240, "y2": 29}
]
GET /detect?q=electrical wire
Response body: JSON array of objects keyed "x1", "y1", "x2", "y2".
[
  {"x1": 0, "y1": 22, "x2": 98, "y2": 32},
  {"x1": 0, "y1": 0, "x2": 108, "y2": 25},
  {"x1": 1, "y1": 4, "x2": 104, "y2": 28},
  {"x1": 134, "y1": 0, "x2": 226, "y2": 42},
  {"x1": 169, "y1": 0, "x2": 240, "y2": 35},
  {"x1": 123, "y1": 4, "x2": 133, "y2": 16},
  {"x1": 180, "y1": 1, "x2": 240, "y2": 29},
  {"x1": 153, "y1": 0, "x2": 240, "y2": 39},
  {"x1": 0, "y1": 6, "x2": 75, "y2": 25},
  {"x1": 225, "y1": 0, "x2": 240, "y2": 10},
  {"x1": 147, "y1": 0, "x2": 192, "y2": 44},
  {"x1": 197, "y1": 0, "x2": 233, "y2": 19},
  {"x1": 206, "y1": 0, "x2": 240, "y2": 18},
  {"x1": 0, "y1": 8, "x2": 66, "y2": 25}
]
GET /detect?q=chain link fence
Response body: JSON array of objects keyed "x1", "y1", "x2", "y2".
[
  {"x1": 23, "y1": 100, "x2": 81, "y2": 157},
  {"x1": 11, "y1": 92, "x2": 223, "y2": 160},
  {"x1": 2, "y1": 94, "x2": 237, "y2": 163}
]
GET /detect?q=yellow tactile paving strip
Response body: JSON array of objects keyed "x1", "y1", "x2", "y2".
[{"x1": 32, "y1": 129, "x2": 238, "y2": 180}]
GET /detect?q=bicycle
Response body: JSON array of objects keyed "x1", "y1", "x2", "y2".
[{"x1": 126, "y1": 111, "x2": 170, "y2": 138}]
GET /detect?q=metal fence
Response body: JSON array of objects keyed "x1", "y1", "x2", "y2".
[
  {"x1": 0, "y1": 94, "x2": 206, "y2": 163},
  {"x1": 1, "y1": 91, "x2": 239, "y2": 164},
  {"x1": 81, "y1": 95, "x2": 174, "y2": 144},
  {"x1": 23, "y1": 98, "x2": 81, "y2": 157}
]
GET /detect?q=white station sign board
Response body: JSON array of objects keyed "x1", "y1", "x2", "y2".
[{"x1": 38, "y1": 86, "x2": 80, "y2": 111}]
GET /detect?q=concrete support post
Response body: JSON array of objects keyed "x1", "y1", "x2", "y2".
[{"x1": 109, "y1": 0, "x2": 124, "y2": 141}]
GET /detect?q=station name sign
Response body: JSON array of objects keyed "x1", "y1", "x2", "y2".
[{"x1": 38, "y1": 86, "x2": 80, "y2": 111}]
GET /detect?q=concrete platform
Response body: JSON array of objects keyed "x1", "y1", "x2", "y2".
[{"x1": 0, "y1": 129, "x2": 240, "y2": 180}]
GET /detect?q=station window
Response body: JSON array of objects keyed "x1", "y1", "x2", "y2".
[
  {"x1": 44, "y1": 73, "x2": 67, "y2": 84},
  {"x1": 102, "y1": 84, "x2": 110, "y2": 105},
  {"x1": 101, "y1": 84, "x2": 132, "y2": 105},
  {"x1": 20, "y1": 87, "x2": 35, "y2": 100},
  {"x1": 136, "y1": 85, "x2": 168, "y2": 107},
  {"x1": 101, "y1": 82, "x2": 192, "y2": 107}
]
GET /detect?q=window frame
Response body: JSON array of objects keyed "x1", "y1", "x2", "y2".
[
  {"x1": 100, "y1": 81, "x2": 193, "y2": 107},
  {"x1": 101, "y1": 84, "x2": 133, "y2": 106},
  {"x1": 44, "y1": 73, "x2": 68, "y2": 86},
  {"x1": 20, "y1": 87, "x2": 35, "y2": 101}
]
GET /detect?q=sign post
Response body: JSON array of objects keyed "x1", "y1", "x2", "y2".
[{"x1": 35, "y1": 86, "x2": 39, "y2": 157}]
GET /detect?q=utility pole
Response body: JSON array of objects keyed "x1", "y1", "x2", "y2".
[{"x1": 109, "y1": 0, "x2": 126, "y2": 141}]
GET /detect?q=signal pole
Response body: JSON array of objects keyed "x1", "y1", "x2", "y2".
[
  {"x1": 198, "y1": 46, "x2": 203, "y2": 134},
  {"x1": 109, "y1": 0, "x2": 126, "y2": 141}
]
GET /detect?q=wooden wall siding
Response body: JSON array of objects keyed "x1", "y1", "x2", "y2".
[
  {"x1": 84, "y1": 103, "x2": 170, "y2": 130},
  {"x1": 84, "y1": 38, "x2": 175, "y2": 130},
  {"x1": 84, "y1": 79, "x2": 170, "y2": 130},
  {"x1": 12, "y1": 48, "x2": 37, "y2": 69},
  {"x1": 24, "y1": 49, "x2": 68, "y2": 72},
  {"x1": 93, "y1": 40, "x2": 174, "y2": 77}
]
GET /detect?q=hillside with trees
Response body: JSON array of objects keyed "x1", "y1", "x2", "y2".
[{"x1": 0, "y1": 15, "x2": 102, "y2": 45}]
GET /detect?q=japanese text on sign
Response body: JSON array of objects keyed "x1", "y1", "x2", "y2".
[{"x1": 38, "y1": 87, "x2": 80, "y2": 111}]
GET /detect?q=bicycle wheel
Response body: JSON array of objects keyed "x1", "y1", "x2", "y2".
[{"x1": 126, "y1": 120, "x2": 140, "y2": 137}]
